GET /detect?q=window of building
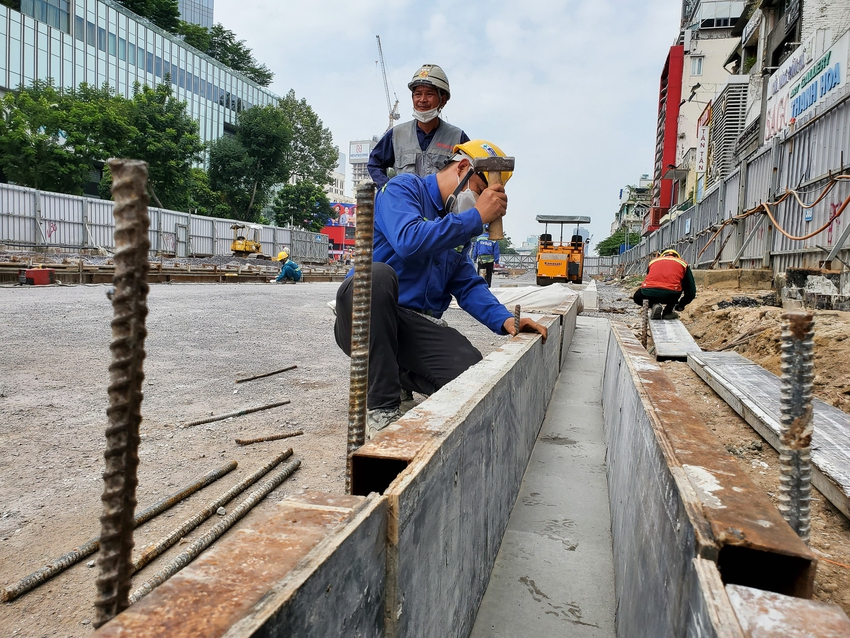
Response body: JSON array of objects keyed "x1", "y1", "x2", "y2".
[
  {"x1": 118, "y1": 36, "x2": 125, "y2": 60},
  {"x1": 691, "y1": 56, "x2": 703, "y2": 76},
  {"x1": 85, "y1": 19, "x2": 94, "y2": 46},
  {"x1": 97, "y1": 26, "x2": 105, "y2": 51},
  {"x1": 74, "y1": 14, "x2": 83, "y2": 40},
  {"x1": 108, "y1": 32, "x2": 115, "y2": 55},
  {"x1": 20, "y1": 0, "x2": 70, "y2": 33}
]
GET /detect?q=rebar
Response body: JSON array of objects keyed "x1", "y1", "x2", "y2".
[
  {"x1": 641, "y1": 299, "x2": 649, "y2": 348},
  {"x1": 131, "y1": 451, "x2": 292, "y2": 573},
  {"x1": 181, "y1": 400, "x2": 290, "y2": 428},
  {"x1": 778, "y1": 310, "x2": 815, "y2": 543},
  {"x1": 234, "y1": 364, "x2": 297, "y2": 384},
  {"x1": 346, "y1": 181, "x2": 376, "y2": 494},
  {"x1": 514, "y1": 304, "x2": 521, "y2": 336},
  {"x1": 235, "y1": 430, "x2": 304, "y2": 446},
  {"x1": 94, "y1": 159, "x2": 151, "y2": 628},
  {"x1": 128, "y1": 457, "x2": 301, "y2": 603},
  {"x1": 1, "y1": 461, "x2": 236, "y2": 602}
]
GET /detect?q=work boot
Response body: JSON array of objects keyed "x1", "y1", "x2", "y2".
[
  {"x1": 662, "y1": 310, "x2": 680, "y2": 320},
  {"x1": 650, "y1": 305, "x2": 663, "y2": 320},
  {"x1": 400, "y1": 388, "x2": 414, "y2": 403},
  {"x1": 366, "y1": 407, "x2": 401, "y2": 440}
]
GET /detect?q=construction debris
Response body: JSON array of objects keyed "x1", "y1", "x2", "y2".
[
  {"x1": 181, "y1": 400, "x2": 291, "y2": 428},
  {"x1": 234, "y1": 365, "x2": 298, "y2": 384},
  {"x1": 235, "y1": 431, "x2": 304, "y2": 446}
]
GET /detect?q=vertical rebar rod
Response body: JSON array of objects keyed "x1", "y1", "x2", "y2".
[
  {"x1": 778, "y1": 310, "x2": 815, "y2": 543},
  {"x1": 346, "y1": 181, "x2": 376, "y2": 494},
  {"x1": 514, "y1": 304, "x2": 521, "y2": 335},
  {"x1": 94, "y1": 159, "x2": 150, "y2": 629},
  {"x1": 641, "y1": 299, "x2": 649, "y2": 348}
]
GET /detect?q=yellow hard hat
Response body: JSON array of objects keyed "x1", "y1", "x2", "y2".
[
  {"x1": 661, "y1": 249, "x2": 681, "y2": 259},
  {"x1": 452, "y1": 140, "x2": 513, "y2": 185},
  {"x1": 278, "y1": 251, "x2": 288, "y2": 261}
]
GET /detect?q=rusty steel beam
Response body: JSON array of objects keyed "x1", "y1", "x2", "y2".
[
  {"x1": 181, "y1": 400, "x2": 290, "y2": 428},
  {"x1": 346, "y1": 181, "x2": 376, "y2": 494},
  {"x1": 129, "y1": 458, "x2": 301, "y2": 604},
  {"x1": 513, "y1": 304, "x2": 521, "y2": 335},
  {"x1": 132, "y1": 451, "x2": 292, "y2": 574},
  {"x1": 1, "y1": 461, "x2": 236, "y2": 602},
  {"x1": 94, "y1": 159, "x2": 151, "y2": 629},
  {"x1": 235, "y1": 431, "x2": 304, "y2": 446}
]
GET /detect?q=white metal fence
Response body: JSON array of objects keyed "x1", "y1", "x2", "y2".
[{"x1": 0, "y1": 183, "x2": 330, "y2": 264}]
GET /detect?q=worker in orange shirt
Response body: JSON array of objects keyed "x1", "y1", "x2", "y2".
[{"x1": 633, "y1": 249, "x2": 696, "y2": 320}]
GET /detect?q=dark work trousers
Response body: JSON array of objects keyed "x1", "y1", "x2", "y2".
[
  {"x1": 477, "y1": 261, "x2": 494, "y2": 287},
  {"x1": 632, "y1": 288, "x2": 681, "y2": 315},
  {"x1": 334, "y1": 263, "x2": 483, "y2": 410}
]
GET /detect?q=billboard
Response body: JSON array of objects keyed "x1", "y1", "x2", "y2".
[
  {"x1": 765, "y1": 31, "x2": 848, "y2": 142},
  {"x1": 329, "y1": 202, "x2": 356, "y2": 227},
  {"x1": 349, "y1": 141, "x2": 372, "y2": 164}
]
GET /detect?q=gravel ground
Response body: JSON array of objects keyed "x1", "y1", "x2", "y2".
[{"x1": 0, "y1": 279, "x2": 511, "y2": 637}]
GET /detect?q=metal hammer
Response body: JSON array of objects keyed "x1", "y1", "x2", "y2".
[{"x1": 472, "y1": 156, "x2": 514, "y2": 241}]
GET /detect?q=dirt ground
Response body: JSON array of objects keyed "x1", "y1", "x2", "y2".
[
  {"x1": 0, "y1": 279, "x2": 508, "y2": 637},
  {"x1": 596, "y1": 280, "x2": 850, "y2": 615}
]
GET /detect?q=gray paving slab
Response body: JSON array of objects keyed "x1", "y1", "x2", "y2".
[
  {"x1": 471, "y1": 316, "x2": 615, "y2": 637},
  {"x1": 649, "y1": 317, "x2": 701, "y2": 361}
]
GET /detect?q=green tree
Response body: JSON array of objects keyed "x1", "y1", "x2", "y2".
[
  {"x1": 114, "y1": 0, "x2": 180, "y2": 33},
  {"x1": 187, "y1": 167, "x2": 230, "y2": 218},
  {"x1": 208, "y1": 104, "x2": 292, "y2": 221},
  {"x1": 206, "y1": 24, "x2": 273, "y2": 86},
  {"x1": 278, "y1": 90, "x2": 337, "y2": 185},
  {"x1": 0, "y1": 82, "x2": 86, "y2": 193},
  {"x1": 177, "y1": 20, "x2": 211, "y2": 51},
  {"x1": 497, "y1": 235, "x2": 517, "y2": 255},
  {"x1": 596, "y1": 228, "x2": 641, "y2": 256},
  {"x1": 272, "y1": 182, "x2": 333, "y2": 232}
]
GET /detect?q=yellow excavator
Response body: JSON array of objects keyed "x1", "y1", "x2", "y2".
[
  {"x1": 535, "y1": 215, "x2": 591, "y2": 286},
  {"x1": 230, "y1": 224, "x2": 269, "y2": 259}
]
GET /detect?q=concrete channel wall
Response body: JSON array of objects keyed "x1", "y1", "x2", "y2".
[
  {"x1": 601, "y1": 321, "x2": 850, "y2": 637},
  {"x1": 97, "y1": 299, "x2": 578, "y2": 637}
]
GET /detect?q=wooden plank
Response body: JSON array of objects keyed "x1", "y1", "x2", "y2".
[
  {"x1": 649, "y1": 318, "x2": 702, "y2": 361},
  {"x1": 688, "y1": 351, "x2": 850, "y2": 520},
  {"x1": 727, "y1": 584, "x2": 850, "y2": 637}
]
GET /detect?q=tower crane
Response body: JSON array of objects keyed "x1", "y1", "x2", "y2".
[{"x1": 376, "y1": 35, "x2": 400, "y2": 133}]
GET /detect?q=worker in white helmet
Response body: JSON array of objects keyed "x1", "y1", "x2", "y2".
[{"x1": 367, "y1": 64, "x2": 470, "y2": 189}]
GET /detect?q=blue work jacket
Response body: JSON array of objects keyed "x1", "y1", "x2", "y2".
[
  {"x1": 472, "y1": 237, "x2": 500, "y2": 264},
  {"x1": 371, "y1": 173, "x2": 512, "y2": 334}
]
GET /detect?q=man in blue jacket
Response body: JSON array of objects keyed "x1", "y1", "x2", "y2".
[
  {"x1": 471, "y1": 231, "x2": 500, "y2": 287},
  {"x1": 335, "y1": 140, "x2": 548, "y2": 438}
]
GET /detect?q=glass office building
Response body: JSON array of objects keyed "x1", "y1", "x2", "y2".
[
  {"x1": 178, "y1": 0, "x2": 213, "y2": 29},
  {"x1": 0, "y1": 0, "x2": 277, "y2": 146}
]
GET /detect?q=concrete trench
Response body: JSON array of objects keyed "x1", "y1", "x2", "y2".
[{"x1": 95, "y1": 298, "x2": 850, "y2": 637}]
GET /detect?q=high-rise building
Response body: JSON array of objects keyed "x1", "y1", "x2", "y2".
[
  {"x1": 178, "y1": 0, "x2": 213, "y2": 28},
  {"x1": 1, "y1": 0, "x2": 277, "y2": 147},
  {"x1": 349, "y1": 137, "x2": 378, "y2": 187}
]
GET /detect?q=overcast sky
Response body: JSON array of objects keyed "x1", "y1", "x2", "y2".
[{"x1": 215, "y1": 0, "x2": 683, "y2": 252}]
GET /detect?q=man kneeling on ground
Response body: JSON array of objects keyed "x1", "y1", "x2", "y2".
[
  {"x1": 632, "y1": 248, "x2": 696, "y2": 320},
  {"x1": 334, "y1": 140, "x2": 548, "y2": 439}
]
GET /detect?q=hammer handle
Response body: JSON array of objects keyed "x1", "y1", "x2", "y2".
[{"x1": 487, "y1": 171, "x2": 504, "y2": 241}]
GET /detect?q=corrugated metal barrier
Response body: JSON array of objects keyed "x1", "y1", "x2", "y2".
[{"x1": 0, "y1": 184, "x2": 329, "y2": 264}]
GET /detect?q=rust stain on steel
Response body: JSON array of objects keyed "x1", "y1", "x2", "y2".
[
  {"x1": 95, "y1": 492, "x2": 364, "y2": 637},
  {"x1": 727, "y1": 583, "x2": 850, "y2": 637},
  {"x1": 611, "y1": 323, "x2": 816, "y2": 593}
]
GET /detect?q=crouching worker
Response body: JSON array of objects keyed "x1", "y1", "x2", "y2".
[
  {"x1": 334, "y1": 140, "x2": 548, "y2": 439},
  {"x1": 274, "y1": 251, "x2": 302, "y2": 283},
  {"x1": 633, "y1": 248, "x2": 696, "y2": 320}
]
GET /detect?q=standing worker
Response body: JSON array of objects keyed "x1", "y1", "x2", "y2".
[
  {"x1": 471, "y1": 231, "x2": 500, "y2": 287},
  {"x1": 633, "y1": 248, "x2": 696, "y2": 319},
  {"x1": 367, "y1": 64, "x2": 470, "y2": 189},
  {"x1": 273, "y1": 251, "x2": 302, "y2": 284},
  {"x1": 335, "y1": 140, "x2": 548, "y2": 439}
]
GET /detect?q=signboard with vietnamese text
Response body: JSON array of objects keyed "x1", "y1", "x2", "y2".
[
  {"x1": 765, "y1": 31, "x2": 848, "y2": 142},
  {"x1": 696, "y1": 102, "x2": 711, "y2": 174}
]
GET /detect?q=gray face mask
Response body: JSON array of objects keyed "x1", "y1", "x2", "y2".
[{"x1": 452, "y1": 188, "x2": 479, "y2": 214}]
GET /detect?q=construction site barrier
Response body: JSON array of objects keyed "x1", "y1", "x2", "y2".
[{"x1": 0, "y1": 182, "x2": 330, "y2": 264}]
